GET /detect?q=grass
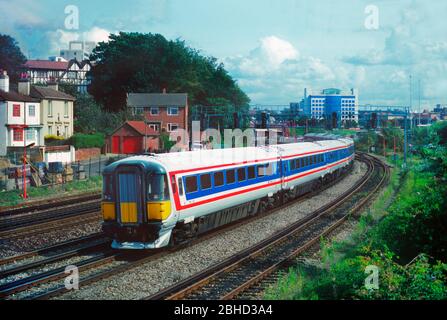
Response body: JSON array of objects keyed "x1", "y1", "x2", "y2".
[
  {"x1": 0, "y1": 176, "x2": 102, "y2": 207},
  {"x1": 264, "y1": 163, "x2": 405, "y2": 300}
]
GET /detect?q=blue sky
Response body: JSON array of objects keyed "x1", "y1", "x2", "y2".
[{"x1": 1, "y1": 0, "x2": 447, "y2": 108}]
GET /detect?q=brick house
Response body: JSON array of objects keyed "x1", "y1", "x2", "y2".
[
  {"x1": 107, "y1": 121, "x2": 160, "y2": 155},
  {"x1": 127, "y1": 91, "x2": 189, "y2": 134}
]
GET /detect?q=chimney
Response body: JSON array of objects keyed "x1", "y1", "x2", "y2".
[
  {"x1": 0, "y1": 70, "x2": 9, "y2": 93},
  {"x1": 18, "y1": 76, "x2": 31, "y2": 96},
  {"x1": 47, "y1": 80, "x2": 59, "y2": 91}
]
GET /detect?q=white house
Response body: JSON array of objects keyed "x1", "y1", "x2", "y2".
[{"x1": 0, "y1": 71, "x2": 44, "y2": 156}]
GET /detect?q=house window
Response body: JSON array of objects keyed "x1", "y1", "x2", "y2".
[
  {"x1": 48, "y1": 100, "x2": 53, "y2": 117},
  {"x1": 48, "y1": 126, "x2": 53, "y2": 135},
  {"x1": 168, "y1": 123, "x2": 179, "y2": 132},
  {"x1": 149, "y1": 123, "x2": 160, "y2": 132},
  {"x1": 64, "y1": 126, "x2": 69, "y2": 137},
  {"x1": 13, "y1": 104, "x2": 20, "y2": 117},
  {"x1": 168, "y1": 107, "x2": 179, "y2": 116},
  {"x1": 150, "y1": 107, "x2": 159, "y2": 115},
  {"x1": 26, "y1": 129, "x2": 35, "y2": 141},
  {"x1": 13, "y1": 128, "x2": 23, "y2": 141},
  {"x1": 29, "y1": 105, "x2": 35, "y2": 117},
  {"x1": 136, "y1": 107, "x2": 144, "y2": 115},
  {"x1": 64, "y1": 101, "x2": 69, "y2": 117}
]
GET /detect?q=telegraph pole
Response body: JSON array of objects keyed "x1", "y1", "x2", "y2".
[
  {"x1": 418, "y1": 79, "x2": 421, "y2": 126},
  {"x1": 409, "y1": 75, "x2": 413, "y2": 130}
]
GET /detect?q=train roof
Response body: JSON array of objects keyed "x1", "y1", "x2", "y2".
[{"x1": 106, "y1": 139, "x2": 353, "y2": 174}]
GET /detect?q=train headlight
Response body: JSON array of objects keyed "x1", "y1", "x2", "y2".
[{"x1": 102, "y1": 202, "x2": 116, "y2": 221}]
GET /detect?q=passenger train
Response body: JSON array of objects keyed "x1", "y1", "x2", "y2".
[{"x1": 101, "y1": 138, "x2": 355, "y2": 249}]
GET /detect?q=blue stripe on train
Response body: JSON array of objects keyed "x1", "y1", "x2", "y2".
[{"x1": 183, "y1": 146, "x2": 354, "y2": 201}]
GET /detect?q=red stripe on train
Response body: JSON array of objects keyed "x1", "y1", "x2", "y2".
[{"x1": 171, "y1": 156, "x2": 352, "y2": 211}]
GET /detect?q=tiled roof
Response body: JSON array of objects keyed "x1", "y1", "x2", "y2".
[
  {"x1": 127, "y1": 93, "x2": 188, "y2": 107},
  {"x1": 126, "y1": 121, "x2": 159, "y2": 136},
  {"x1": 24, "y1": 60, "x2": 69, "y2": 71},
  {"x1": 0, "y1": 89, "x2": 40, "y2": 103},
  {"x1": 30, "y1": 86, "x2": 76, "y2": 101}
]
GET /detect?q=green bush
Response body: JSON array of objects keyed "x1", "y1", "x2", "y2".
[{"x1": 69, "y1": 133, "x2": 105, "y2": 149}]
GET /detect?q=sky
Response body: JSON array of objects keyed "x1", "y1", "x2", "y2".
[{"x1": 1, "y1": 0, "x2": 446, "y2": 109}]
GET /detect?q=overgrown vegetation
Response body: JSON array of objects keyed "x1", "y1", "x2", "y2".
[
  {"x1": 0, "y1": 177, "x2": 102, "y2": 207},
  {"x1": 265, "y1": 122, "x2": 447, "y2": 300},
  {"x1": 88, "y1": 32, "x2": 250, "y2": 113},
  {"x1": 68, "y1": 133, "x2": 106, "y2": 149}
]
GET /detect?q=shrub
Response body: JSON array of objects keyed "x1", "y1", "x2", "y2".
[{"x1": 69, "y1": 133, "x2": 105, "y2": 149}]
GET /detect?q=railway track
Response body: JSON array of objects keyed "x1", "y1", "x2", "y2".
[
  {"x1": 144, "y1": 153, "x2": 388, "y2": 300},
  {"x1": 0, "y1": 211, "x2": 102, "y2": 241},
  {"x1": 0, "y1": 192, "x2": 101, "y2": 216},
  {"x1": 0, "y1": 155, "x2": 368, "y2": 300},
  {"x1": 0, "y1": 200, "x2": 101, "y2": 233},
  {"x1": 0, "y1": 233, "x2": 109, "y2": 274}
]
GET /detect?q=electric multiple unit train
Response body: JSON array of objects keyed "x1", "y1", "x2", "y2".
[{"x1": 101, "y1": 139, "x2": 355, "y2": 250}]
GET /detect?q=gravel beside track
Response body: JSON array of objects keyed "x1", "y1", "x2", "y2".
[
  {"x1": 0, "y1": 221, "x2": 101, "y2": 259},
  {"x1": 57, "y1": 161, "x2": 367, "y2": 300}
]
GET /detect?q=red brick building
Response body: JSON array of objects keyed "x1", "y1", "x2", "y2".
[
  {"x1": 107, "y1": 121, "x2": 159, "y2": 155},
  {"x1": 127, "y1": 91, "x2": 188, "y2": 134}
]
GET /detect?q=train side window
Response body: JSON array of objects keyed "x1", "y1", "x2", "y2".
[
  {"x1": 248, "y1": 166, "x2": 256, "y2": 180},
  {"x1": 257, "y1": 165, "x2": 266, "y2": 177},
  {"x1": 296, "y1": 159, "x2": 300, "y2": 169},
  {"x1": 290, "y1": 160, "x2": 296, "y2": 171},
  {"x1": 265, "y1": 163, "x2": 274, "y2": 176},
  {"x1": 178, "y1": 178, "x2": 184, "y2": 196},
  {"x1": 238, "y1": 168, "x2": 246, "y2": 182},
  {"x1": 185, "y1": 176, "x2": 198, "y2": 193},
  {"x1": 226, "y1": 169, "x2": 236, "y2": 184},
  {"x1": 214, "y1": 172, "x2": 224, "y2": 187},
  {"x1": 200, "y1": 174, "x2": 212, "y2": 190}
]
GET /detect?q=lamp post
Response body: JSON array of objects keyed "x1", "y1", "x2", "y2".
[{"x1": 23, "y1": 140, "x2": 35, "y2": 200}]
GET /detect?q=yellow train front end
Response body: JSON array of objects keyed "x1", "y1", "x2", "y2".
[{"x1": 101, "y1": 159, "x2": 175, "y2": 249}]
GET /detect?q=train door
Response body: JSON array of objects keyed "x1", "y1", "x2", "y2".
[{"x1": 116, "y1": 166, "x2": 144, "y2": 225}]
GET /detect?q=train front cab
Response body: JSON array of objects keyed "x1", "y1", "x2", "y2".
[{"x1": 101, "y1": 161, "x2": 174, "y2": 249}]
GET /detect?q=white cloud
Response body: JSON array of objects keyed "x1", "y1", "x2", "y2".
[
  {"x1": 226, "y1": 36, "x2": 299, "y2": 77},
  {"x1": 225, "y1": 36, "x2": 342, "y2": 104},
  {"x1": 83, "y1": 27, "x2": 112, "y2": 44},
  {"x1": 47, "y1": 27, "x2": 112, "y2": 53}
]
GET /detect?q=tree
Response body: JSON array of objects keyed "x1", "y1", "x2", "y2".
[
  {"x1": 88, "y1": 32, "x2": 250, "y2": 112},
  {"x1": 0, "y1": 34, "x2": 27, "y2": 81},
  {"x1": 72, "y1": 93, "x2": 133, "y2": 136}
]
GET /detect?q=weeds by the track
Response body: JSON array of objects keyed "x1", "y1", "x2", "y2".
[{"x1": 0, "y1": 176, "x2": 102, "y2": 207}]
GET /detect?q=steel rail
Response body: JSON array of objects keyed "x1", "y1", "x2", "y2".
[
  {"x1": 5, "y1": 156, "x2": 360, "y2": 300},
  {"x1": 144, "y1": 154, "x2": 386, "y2": 300},
  {"x1": 0, "y1": 193, "x2": 101, "y2": 216}
]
